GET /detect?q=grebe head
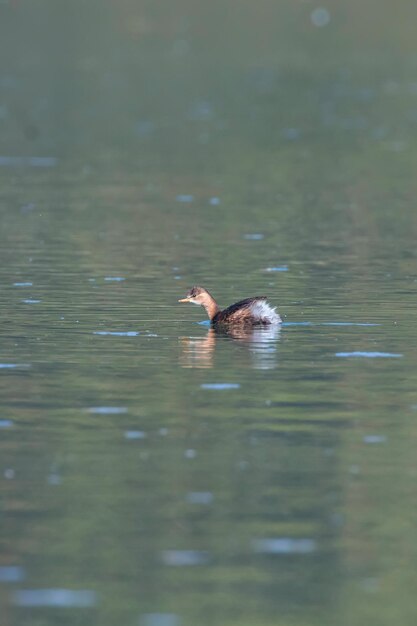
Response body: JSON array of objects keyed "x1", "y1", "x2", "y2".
[{"x1": 178, "y1": 286, "x2": 210, "y2": 306}]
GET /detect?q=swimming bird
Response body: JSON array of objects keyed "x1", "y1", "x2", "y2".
[{"x1": 178, "y1": 286, "x2": 281, "y2": 326}]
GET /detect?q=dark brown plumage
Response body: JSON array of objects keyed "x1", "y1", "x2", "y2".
[{"x1": 178, "y1": 286, "x2": 281, "y2": 326}]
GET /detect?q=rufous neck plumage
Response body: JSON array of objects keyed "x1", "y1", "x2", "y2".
[{"x1": 199, "y1": 291, "x2": 220, "y2": 320}]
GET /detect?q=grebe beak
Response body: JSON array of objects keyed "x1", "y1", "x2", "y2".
[{"x1": 178, "y1": 297, "x2": 191, "y2": 303}]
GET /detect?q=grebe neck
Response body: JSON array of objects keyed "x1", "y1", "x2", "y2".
[{"x1": 201, "y1": 292, "x2": 220, "y2": 321}]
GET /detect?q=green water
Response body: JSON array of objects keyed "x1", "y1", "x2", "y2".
[{"x1": 1, "y1": 2, "x2": 417, "y2": 626}]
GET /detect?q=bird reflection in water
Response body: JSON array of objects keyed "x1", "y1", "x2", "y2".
[{"x1": 180, "y1": 324, "x2": 281, "y2": 369}]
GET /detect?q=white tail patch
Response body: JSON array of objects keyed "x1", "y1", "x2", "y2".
[{"x1": 250, "y1": 300, "x2": 281, "y2": 324}]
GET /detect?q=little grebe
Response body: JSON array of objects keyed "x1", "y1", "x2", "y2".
[{"x1": 178, "y1": 286, "x2": 281, "y2": 325}]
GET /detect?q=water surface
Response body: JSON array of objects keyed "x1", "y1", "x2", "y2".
[{"x1": 1, "y1": 3, "x2": 417, "y2": 626}]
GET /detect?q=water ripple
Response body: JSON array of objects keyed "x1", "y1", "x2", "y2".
[
  {"x1": 0, "y1": 566, "x2": 25, "y2": 582},
  {"x1": 140, "y1": 614, "x2": 181, "y2": 626},
  {"x1": 0, "y1": 156, "x2": 57, "y2": 167},
  {"x1": 283, "y1": 322, "x2": 379, "y2": 327},
  {"x1": 86, "y1": 407, "x2": 128, "y2": 414},
  {"x1": 124, "y1": 430, "x2": 147, "y2": 440},
  {"x1": 363, "y1": 435, "x2": 387, "y2": 444},
  {"x1": 252, "y1": 537, "x2": 316, "y2": 554},
  {"x1": 200, "y1": 383, "x2": 240, "y2": 390},
  {"x1": 336, "y1": 351, "x2": 402, "y2": 358},
  {"x1": 161, "y1": 550, "x2": 210, "y2": 566},
  {"x1": 0, "y1": 419, "x2": 14, "y2": 428},
  {"x1": 12, "y1": 588, "x2": 97, "y2": 607},
  {"x1": 93, "y1": 331, "x2": 139, "y2": 336},
  {"x1": 176, "y1": 194, "x2": 194, "y2": 203},
  {"x1": 185, "y1": 491, "x2": 214, "y2": 505}
]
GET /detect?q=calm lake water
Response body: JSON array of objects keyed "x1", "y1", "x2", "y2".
[{"x1": 1, "y1": 3, "x2": 417, "y2": 626}]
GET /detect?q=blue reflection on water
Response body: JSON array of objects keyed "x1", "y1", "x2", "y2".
[
  {"x1": 0, "y1": 566, "x2": 25, "y2": 582},
  {"x1": 363, "y1": 435, "x2": 387, "y2": 444},
  {"x1": 86, "y1": 407, "x2": 128, "y2": 414},
  {"x1": 93, "y1": 331, "x2": 139, "y2": 336},
  {"x1": 283, "y1": 322, "x2": 379, "y2": 327},
  {"x1": 0, "y1": 363, "x2": 31, "y2": 369},
  {"x1": 12, "y1": 588, "x2": 97, "y2": 607},
  {"x1": 336, "y1": 352, "x2": 402, "y2": 358},
  {"x1": 0, "y1": 419, "x2": 13, "y2": 428},
  {"x1": 185, "y1": 491, "x2": 214, "y2": 505},
  {"x1": 200, "y1": 383, "x2": 240, "y2": 390},
  {"x1": 124, "y1": 430, "x2": 147, "y2": 440},
  {"x1": 0, "y1": 156, "x2": 57, "y2": 167},
  {"x1": 161, "y1": 550, "x2": 210, "y2": 566},
  {"x1": 243, "y1": 233, "x2": 264, "y2": 240},
  {"x1": 252, "y1": 537, "x2": 317, "y2": 554}
]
